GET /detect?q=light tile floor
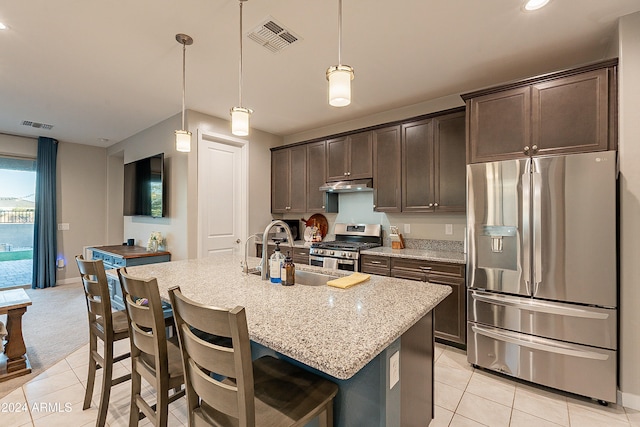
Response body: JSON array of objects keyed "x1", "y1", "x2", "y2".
[{"x1": 1, "y1": 342, "x2": 638, "y2": 426}]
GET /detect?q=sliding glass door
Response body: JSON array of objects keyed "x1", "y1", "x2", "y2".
[{"x1": 0, "y1": 156, "x2": 36, "y2": 289}]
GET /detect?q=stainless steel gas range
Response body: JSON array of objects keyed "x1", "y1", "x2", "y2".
[{"x1": 309, "y1": 223, "x2": 382, "y2": 272}]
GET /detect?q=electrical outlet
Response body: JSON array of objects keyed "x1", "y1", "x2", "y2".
[
  {"x1": 390, "y1": 351, "x2": 400, "y2": 389},
  {"x1": 57, "y1": 223, "x2": 69, "y2": 231},
  {"x1": 445, "y1": 224, "x2": 453, "y2": 235},
  {"x1": 403, "y1": 224, "x2": 411, "y2": 234}
]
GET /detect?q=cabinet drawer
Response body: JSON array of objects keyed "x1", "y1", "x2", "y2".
[
  {"x1": 291, "y1": 248, "x2": 310, "y2": 265},
  {"x1": 391, "y1": 258, "x2": 464, "y2": 279},
  {"x1": 360, "y1": 255, "x2": 390, "y2": 276},
  {"x1": 91, "y1": 251, "x2": 103, "y2": 261},
  {"x1": 112, "y1": 257, "x2": 126, "y2": 267}
]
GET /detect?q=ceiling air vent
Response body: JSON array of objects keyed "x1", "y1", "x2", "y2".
[
  {"x1": 21, "y1": 120, "x2": 54, "y2": 130},
  {"x1": 248, "y1": 18, "x2": 301, "y2": 53}
]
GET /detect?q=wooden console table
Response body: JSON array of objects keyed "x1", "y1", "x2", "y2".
[
  {"x1": 89, "y1": 245, "x2": 171, "y2": 311},
  {"x1": 0, "y1": 288, "x2": 32, "y2": 382}
]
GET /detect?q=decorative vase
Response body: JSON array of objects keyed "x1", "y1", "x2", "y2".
[{"x1": 149, "y1": 240, "x2": 158, "y2": 253}]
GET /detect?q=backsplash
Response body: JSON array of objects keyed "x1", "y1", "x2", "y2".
[{"x1": 401, "y1": 238, "x2": 464, "y2": 253}]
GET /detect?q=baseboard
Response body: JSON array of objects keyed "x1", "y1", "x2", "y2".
[
  {"x1": 55, "y1": 277, "x2": 81, "y2": 286},
  {"x1": 619, "y1": 389, "x2": 640, "y2": 410}
]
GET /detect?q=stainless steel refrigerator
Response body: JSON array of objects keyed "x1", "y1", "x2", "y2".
[{"x1": 466, "y1": 150, "x2": 618, "y2": 403}]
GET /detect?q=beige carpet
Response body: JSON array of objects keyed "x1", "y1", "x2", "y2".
[{"x1": 0, "y1": 281, "x2": 88, "y2": 399}]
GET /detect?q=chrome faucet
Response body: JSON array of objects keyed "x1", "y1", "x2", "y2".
[
  {"x1": 261, "y1": 220, "x2": 295, "y2": 280},
  {"x1": 241, "y1": 233, "x2": 261, "y2": 274}
]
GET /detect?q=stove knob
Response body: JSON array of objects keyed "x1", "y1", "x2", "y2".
[
  {"x1": 347, "y1": 252, "x2": 353, "y2": 258},
  {"x1": 317, "y1": 249, "x2": 323, "y2": 255},
  {"x1": 330, "y1": 251, "x2": 335, "y2": 256}
]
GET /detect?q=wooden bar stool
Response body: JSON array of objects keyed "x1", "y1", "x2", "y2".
[
  {"x1": 168, "y1": 286, "x2": 339, "y2": 427},
  {"x1": 117, "y1": 269, "x2": 185, "y2": 427},
  {"x1": 75, "y1": 255, "x2": 131, "y2": 427}
]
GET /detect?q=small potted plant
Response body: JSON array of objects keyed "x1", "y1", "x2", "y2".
[{"x1": 147, "y1": 231, "x2": 164, "y2": 253}]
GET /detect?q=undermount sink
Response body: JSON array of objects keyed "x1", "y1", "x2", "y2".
[{"x1": 250, "y1": 269, "x2": 338, "y2": 286}]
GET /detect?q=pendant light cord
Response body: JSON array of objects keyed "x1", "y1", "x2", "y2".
[
  {"x1": 239, "y1": 0, "x2": 244, "y2": 108},
  {"x1": 181, "y1": 40, "x2": 187, "y2": 131},
  {"x1": 338, "y1": 0, "x2": 342, "y2": 66}
]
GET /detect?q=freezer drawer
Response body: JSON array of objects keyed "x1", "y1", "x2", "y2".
[
  {"x1": 467, "y1": 323, "x2": 617, "y2": 403},
  {"x1": 468, "y1": 289, "x2": 617, "y2": 349}
]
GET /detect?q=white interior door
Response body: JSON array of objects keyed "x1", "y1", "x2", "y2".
[{"x1": 198, "y1": 132, "x2": 247, "y2": 257}]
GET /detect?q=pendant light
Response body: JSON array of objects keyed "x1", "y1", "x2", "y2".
[
  {"x1": 326, "y1": 0, "x2": 354, "y2": 107},
  {"x1": 175, "y1": 33, "x2": 193, "y2": 152},
  {"x1": 231, "y1": 0, "x2": 253, "y2": 136}
]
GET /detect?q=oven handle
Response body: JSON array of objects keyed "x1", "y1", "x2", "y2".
[{"x1": 309, "y1": 255, "x2": 356, "y2": 266}]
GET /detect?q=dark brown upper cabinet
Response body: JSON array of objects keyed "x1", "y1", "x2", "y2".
[
  {"x1": 271, "y1": 145, "x2": 306, "y2": 213},
  {"x1": 373, "y1": 126, "x2": 402, "y2": 212},
  {"x1": 463, "y1": 59, "x2": 617, "y2": 164},
  {"x1": 402, "y1": 110, "x2": 466, "y2": 213},
  {"x1": 326, "y1": 131, "x2": 373, "y2": 181},
  {"x1": 306, "y1": 141, "x2": 329, "y2": 212}
]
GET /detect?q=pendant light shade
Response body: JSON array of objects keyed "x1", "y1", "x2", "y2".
[
  {"x1": 327, "y1": 65, "x2": 354, "y2": 107},
  {"x1": 175, "y1": 33, "x2": 193, "y2": 152},
  {"x1": 231, "y1": 0, "x2": 253, "y2": 136},
  {"x1": 326, "y1": 0, "x2": 353, "y2": 107},
  {"x1": 231, "y1": 107, "x2": 252, "y2": 136}
]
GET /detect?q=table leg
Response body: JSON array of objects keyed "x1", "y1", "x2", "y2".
[{"x1": 0, "y1": 306, "x2": 31, "y2": 381}]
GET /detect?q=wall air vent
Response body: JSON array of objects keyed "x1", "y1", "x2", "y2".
[
  {"x1": 21, "y1": 120, "x2": 54, "y2": 130},
  {"x1": 248, "y1": 17, "x2": 301, "y2": 53}
]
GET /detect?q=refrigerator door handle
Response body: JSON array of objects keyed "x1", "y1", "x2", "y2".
[
  {"x1": 471, "y1": 325, "x2": 610, "y2": 361},
  {"x1": 522, "y1": 163, "x2": 531, "y2": 295},
  {"x1": 470, "y1": 290, "x2": 610, "y2": 319},
  {"x1": 532, "y1": 167, "x2": 543, "y2": 294}
]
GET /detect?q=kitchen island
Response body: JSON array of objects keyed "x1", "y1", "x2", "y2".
[{"x1": 121, "y1": 253, "x2": 451, "y2": 427}]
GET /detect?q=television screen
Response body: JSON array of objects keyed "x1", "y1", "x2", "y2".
[{"x1": 123, "y1": 153, "x2": 165, "y2": 217}]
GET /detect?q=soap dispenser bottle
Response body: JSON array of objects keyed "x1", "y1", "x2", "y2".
[{"x1": 269, "y1": 241, "x2": 285, "y2": 284}]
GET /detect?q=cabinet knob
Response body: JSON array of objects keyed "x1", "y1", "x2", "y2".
[
  {"x1": 428, "y1": 203, "x2": 434, "y2": 207},
  {"x1": 531, "y1": 145, "x2": 539, "y2": 154},
  {"x1": 286, "y1": 206, "x2": 291, "y2": 210},
  {"x1": 523, "y1": 146, "x2": 530, "y2": 155},
  {"x1": 321, "y1": 205, "x2": 325, "y2": 209},
  {"x1": 344, "y1": 172, "x2": 348, "y2": 176},
  {"x1": 434, "y1": 202, "x2": 439, "y2": 207},
  {"x1": 348, "y1": 172, "x2": 351, "y2": 176}
]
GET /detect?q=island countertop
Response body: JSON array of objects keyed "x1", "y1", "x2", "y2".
[{"x1": 121, "y1": 253, "x2": 451, "y2": 380}]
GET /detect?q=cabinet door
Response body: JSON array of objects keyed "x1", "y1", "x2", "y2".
[
  {"x1": 271, "y1": 149, "x2": 290, "y2": 213},
  {"x1": 373, "y1": 126, "x2": 401, "y2": 212},
  {"x1": 307, "y1": 141, "x2": 327, "y2": 212},
  {"x1": 434, "y1": 112, "x2": 466, "y2": 212},
  {"x1": 326, "y1": 137, "x2": 348, "y2": 181},
  {"x1": 432, "y1": 275, "x2": 466, "y2": 346},
  {"x1": 468, "y1": 86, "x2": 531, "y2": 163},
  {"x1": 360, "y1": 254, "x2": 391, "y2": 276},
  {"x1": 348, "y1": 131, "x2": 373, "y2": 180},
  {"x1": 288, "y1": 145, "x2": 307, "y2": 213},
  {"x1": 532, "y1": 68, "x2": 610, "y2": 156},
  {"x1": 402, "y1": 119, "x2": 435, "y2": 212}
]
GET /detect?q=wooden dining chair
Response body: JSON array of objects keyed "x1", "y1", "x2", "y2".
[
  {"x1": 75, "y1": 255, "x2": 131, "y2": 427},
  {"x1": 117, "y1": 269, "x2": 185, "y2": 427},
  {"x1": 168, "y1": 286, "x2": 339, "y2": 427}
]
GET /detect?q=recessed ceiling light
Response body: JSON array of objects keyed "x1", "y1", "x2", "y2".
[
  {"x1": 0, "y1": 22, "x2": 8, "y2": 30},
  {"x1": 523, "y1": 0, "x2": 550, "y2": 11}
]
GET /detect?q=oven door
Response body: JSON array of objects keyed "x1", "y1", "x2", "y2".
[{"x1": 309, "y1": 255, "x2": 357, "y2": 272}]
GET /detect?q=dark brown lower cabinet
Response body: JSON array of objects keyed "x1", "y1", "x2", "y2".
[
  {"x1": 389, "y1": 257, "x2": 466, "y2": 347},
  {"x1": 256, "y1": 244, "x2": 309, "y2": 266}
]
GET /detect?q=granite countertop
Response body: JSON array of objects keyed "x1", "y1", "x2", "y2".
[
  {"x1": 361, "y1": 246, "x2": 466, "y2": 264},
  {"x1": 121, "y1": 253, "x2": 451, "y2": 380}
]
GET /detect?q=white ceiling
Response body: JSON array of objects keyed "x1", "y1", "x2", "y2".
[{"x1": 1, "y1": 0, "x2": 639, "y2": 147}]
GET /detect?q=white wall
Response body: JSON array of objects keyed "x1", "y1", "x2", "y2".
[
  {"x1": 618, "y1": 11, "x2": 640, "y2": 410},
  {"x1": 0, "y1": 134, "x2": 109, "y2": 283},
  {"x1": 107, "y1": 110, "x2": 283, "y2": 261}
]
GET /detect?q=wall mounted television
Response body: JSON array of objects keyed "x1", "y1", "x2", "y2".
[{"x1": 123, "y1": 153, "x2": 166, "y2": 218}]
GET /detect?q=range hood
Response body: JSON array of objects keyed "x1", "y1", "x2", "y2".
[{"x1": 319, "y1": 179, "x2": 374, "y2": 193}]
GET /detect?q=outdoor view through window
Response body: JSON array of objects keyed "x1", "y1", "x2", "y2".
[{"x1": 0, "y1": 156, "x2": 36, "y2": 288}]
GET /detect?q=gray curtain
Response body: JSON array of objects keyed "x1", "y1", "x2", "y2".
[{"x1": 32, "y1": 137, "x2": 58, "y2": 289}]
